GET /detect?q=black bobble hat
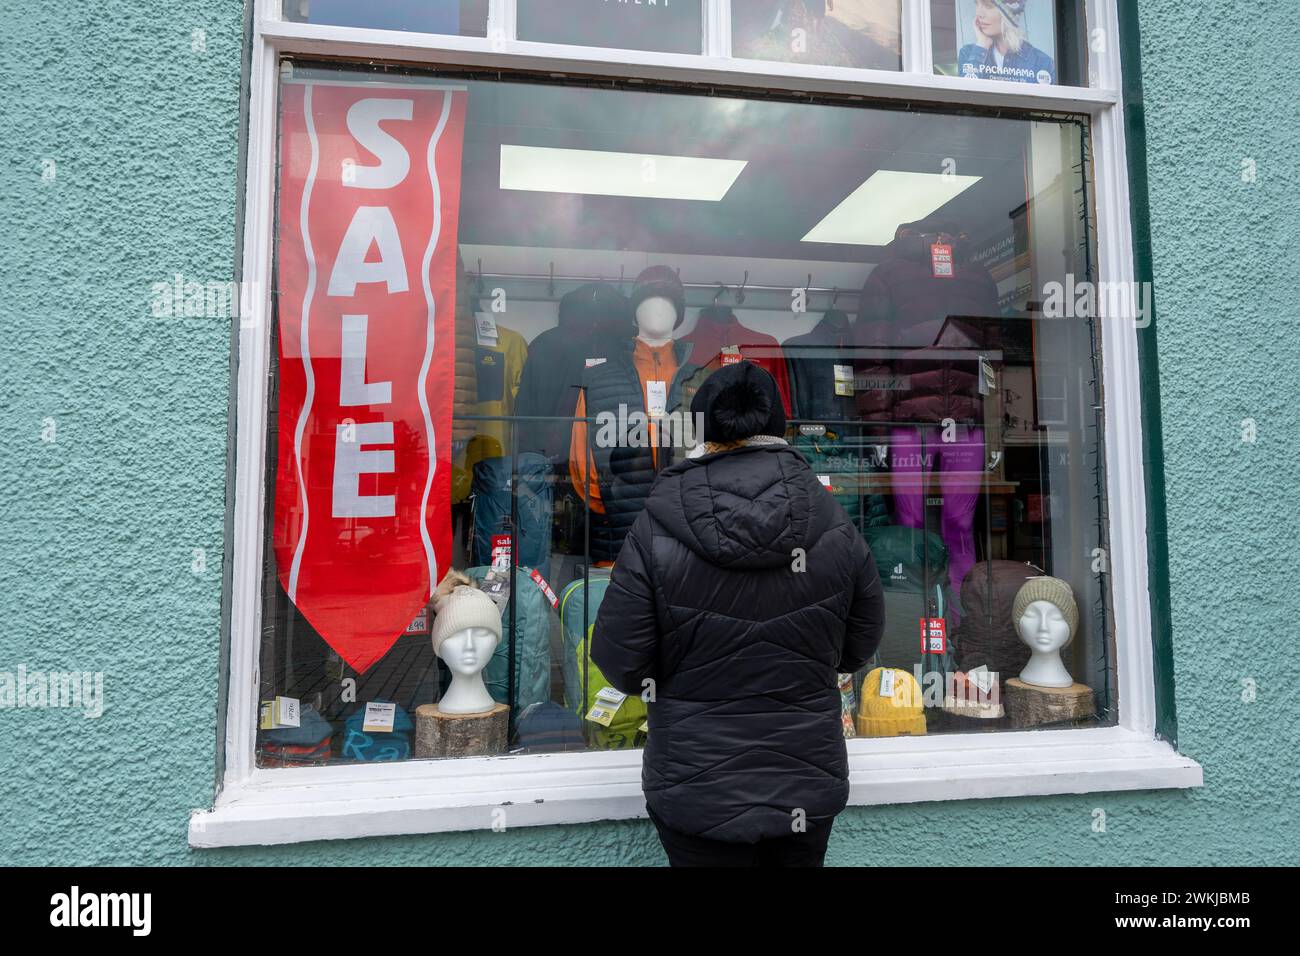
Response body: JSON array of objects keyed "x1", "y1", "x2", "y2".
[
  {"x1": 629, "y1": 265, "x2": 687, "y2": 329},
  {"x1": 690, "y1": 361, "x2": 787, "y2": 443}
]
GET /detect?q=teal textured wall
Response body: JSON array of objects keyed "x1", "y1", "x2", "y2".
[{"x1": 1, "y1": 1, "x2": 1296, "y2": 865}]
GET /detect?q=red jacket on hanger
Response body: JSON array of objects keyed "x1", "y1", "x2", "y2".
[{"x1": 682, "y1": 306, "x2": 792, "y2": 416}]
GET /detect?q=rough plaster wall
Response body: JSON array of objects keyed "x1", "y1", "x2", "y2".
[
  {"x1": 0, "y1": 1, "x2": 1295, "y2": 865},
  {"x1": 0, "y1": 1, "x2": 240, "y2": 864},
  {"x1": 1125, "y1": 0, "x2": 1300, "y2": 862}
]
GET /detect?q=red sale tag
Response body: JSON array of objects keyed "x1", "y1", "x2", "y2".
[
  {"x1": 919, "y1": 617, "x2": 947, "y2": 654},
  {"x1": 529, "y1": 568, "x2": 559, "y2": 610},
  {"x1": 930, "y1": 242, "x2": 954, "y2": 279}
]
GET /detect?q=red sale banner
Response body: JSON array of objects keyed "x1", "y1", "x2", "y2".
[{"x1": 273, "y1": 80, "x2": 468, "y2": 673}]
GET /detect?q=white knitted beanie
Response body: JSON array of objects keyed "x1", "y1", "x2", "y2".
[{"x1": 431, "y1": 585, "x2": 502, "y2": 653}]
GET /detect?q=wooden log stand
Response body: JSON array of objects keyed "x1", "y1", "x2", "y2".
[
  {"x1": 414, "y1": 702, "x2": 509, "y2": 759},
  {"x1": 1003, "y1": 678, "x2": 1095, "y2": 729}
]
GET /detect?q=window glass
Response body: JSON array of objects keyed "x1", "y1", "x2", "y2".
[
  {"x1": 933, "y1": 0, "x2": 1089, "y2": 86},
  {"x1": 282, "y1": 0, "x2": 489, "y2": 38},
  {"x1": 731, "y1": 0, "x2": 902, "y2": 71},
  {"x1": 259, "y1": 61, "x2": 1115, "y2": 768},
  {"x1": 516, "y1": 0, "x2": 704, "y2": 54}
]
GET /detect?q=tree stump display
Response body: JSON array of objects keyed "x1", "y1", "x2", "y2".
[
  {"x1": 414, "y1": 703, "x2": 509, "y2": 758},
  {"x1": 1003, "y1": 679, "x2": 1095, "y2": 729}
]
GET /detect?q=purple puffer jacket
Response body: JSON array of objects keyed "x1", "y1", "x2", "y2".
[{"x1": 853, "y1": 233, "x2": 1000, "y2": 426}]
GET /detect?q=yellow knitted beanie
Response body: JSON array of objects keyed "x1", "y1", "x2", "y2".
[{"x1": 856, "y1": 667, "x2": 927, "y2": 737}]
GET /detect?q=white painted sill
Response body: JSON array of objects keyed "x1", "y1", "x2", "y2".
[{"x1": 188, "y1": 724, "x2": 1202, "y2": 848}]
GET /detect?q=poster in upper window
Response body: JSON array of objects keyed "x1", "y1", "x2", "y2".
[
  {"x1": 731, "y1": 1, "x2": 902, "y2": 71},
  {"x1": 954, "y1": 0, "x2": 1057, "y2": 85}
]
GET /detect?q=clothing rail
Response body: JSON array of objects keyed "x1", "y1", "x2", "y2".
[{"x1": 466, "y1": 269, "x2": 864, "y2": 299}]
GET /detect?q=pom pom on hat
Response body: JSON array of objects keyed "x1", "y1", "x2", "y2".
[
  {"x1": 431, "y1": 585, "x2": 502, "y2": 653},
  {"x1": 689, "y1": 361, "x2": 786, "y2": 443}
]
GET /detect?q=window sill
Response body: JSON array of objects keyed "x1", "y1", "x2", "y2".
[{"x1": 189, "y1": 725, "x2": 1202, "y2": 848}]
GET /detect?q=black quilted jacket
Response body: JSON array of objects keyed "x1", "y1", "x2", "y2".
[{"x1": 590, "y1": 443, "x2": 885, "y2": 843}]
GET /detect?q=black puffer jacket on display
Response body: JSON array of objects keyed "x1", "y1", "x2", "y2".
[
  {"x1": 590, "y1": 443, "x2": 885, "y2": 843},
  {"x1": 854, "y1": 223, "x2": 999, "y2": 425},
  {"x1": 515, "y1": 282, "x2": 633, "y2": 461}
]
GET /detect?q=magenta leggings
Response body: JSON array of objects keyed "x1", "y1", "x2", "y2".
[{"x1": 889, "y1": 425, "x2": 984, "y2": 594}]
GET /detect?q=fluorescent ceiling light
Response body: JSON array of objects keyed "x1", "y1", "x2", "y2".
[
  {"x1": 801, "y1": 170, "x2": 982, "y2": 246},
  {"x1": 499, "y1": 145, "x2": 746, "y2": 201}
]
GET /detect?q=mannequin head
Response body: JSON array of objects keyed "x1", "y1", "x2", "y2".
[
  {"x1": 437, "y1": 625, "x2": 499, "y2": 677},
  {"x1": 635, "y1": 296, "x2": 678, "y2": 344},
  {"x1": 1016, "y1": 600, "x2": 1070, "y2": 653},
  {"x1": 431, "y1": 585, "x2": 504, "y2": 714},
  {"x1": 1011, "y1": 576, "x2": 1079, "y2": 688},
  {"x1": 629, "y1": 265, "x2": 685, "y2": 344}
]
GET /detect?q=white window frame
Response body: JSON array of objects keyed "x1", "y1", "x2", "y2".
[{"x1": 191, "y1": 0, "x2": 1201, "y2": 848}]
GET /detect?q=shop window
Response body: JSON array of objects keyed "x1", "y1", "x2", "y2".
[
  {"x1": 931, "y1": 0, "x2": 1089, "y2": 86},
  {"x1": 282, "y1": 0, "x2": 490, "y2": 37},
  {"x1": 516, "y1": 0, "x2": 705, "y2": 55},
  {"x1": 730, "y1": 1, "x2": 902, "y2": 71},
  {"x1": 257, "y1": 61, "x2": 1115, "y2": 770}
]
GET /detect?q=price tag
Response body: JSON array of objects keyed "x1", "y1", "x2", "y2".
[
  {"x1": 920, "y1": 617, "x2": 948, "y2": 654},
  {"x1": 584, "y1": 357, "x2": 607, "y2": 368},
  {"x1": 362, "y1": 702, "x2": 396, "y2": 733},
  {"x1": 646, "y1": 380, "x2": 667, "y2": 418},
  {"x1": 529, "y1": 568, "x2": 558, "y2": 610},
  {"x1": 978, "y1": 355, "x2": 997, "y2": 395},
  {"x1": 967, "y1": 665, "x2": 995, "y2": 696},
  {"x1": 405, "y1": 607, "x2": 430, "y2": 635},
  {"x1": 720, "y1": 346, "x2": 742, "y2": 366},
  {"x1": 585, "y1": 686, "x2": 628, "y2": 727},
  {"x1": 490, "y1": 533, "x2": 512, "y2": 571},
  {"x1": 833, "y1": 364, "x2": 855, "y2": 397},
  {"x1": 879, "y1": 669, "x2": 897, "y2": 698},
  {"x1": 475, "y1": 312, "x2": 499, "y2": 346},
  {"x1": 817, "y1": 474, "x2": 832, "y2": 490},
  {"x1": 931, "y1": 242, "x2": 954, "y2": 278},
  {"x1": 260, "y1": 696, "x2": 301, "y2": 730}
]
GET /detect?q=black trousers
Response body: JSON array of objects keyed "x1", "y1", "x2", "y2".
[{"x1": 647, "y1": 806, "x2": 834, "y2": 867}]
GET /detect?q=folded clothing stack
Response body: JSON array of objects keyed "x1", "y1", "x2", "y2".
[{"x1": 257, "y1": 704, "x2": 334, "y2": 767}]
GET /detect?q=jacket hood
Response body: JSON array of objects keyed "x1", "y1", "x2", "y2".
[
  {"x1": 646, "y1": 445, "x2": 831, "y2": 570},
  {"x1": 558, "y1": 282, "x2": 633, "y2": 335}
]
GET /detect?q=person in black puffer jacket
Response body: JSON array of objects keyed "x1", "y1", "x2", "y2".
[{"x1": 591, "y1": 362, "x2": 885, "y2": 866}]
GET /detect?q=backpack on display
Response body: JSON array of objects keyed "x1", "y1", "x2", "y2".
[
  {"x1": 865, "y1": 524, "x2": 950, "y2": 672},
  {"x1": 558, "y1": 568, "x2": 613, "y2": 715},
  {"x1": 573, "y1": 626, "x2": 647, "y2": 751},
  {"x1": 956, "y1": 560, "x2": 1043, "y2": 679},
  {"x1": 462, "y1": 565, "x2": 554, "y2": 721},
  {"x1": 470, "y1": 453, "x2": 554, "y2": 570},
  {"x1": 511, "y1": 701, "x2": 587, "y2": 754}
]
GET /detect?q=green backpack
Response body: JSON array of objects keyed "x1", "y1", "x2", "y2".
[{"x1": 573, "y1": 625, "x2": 648, "y2": 751}]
